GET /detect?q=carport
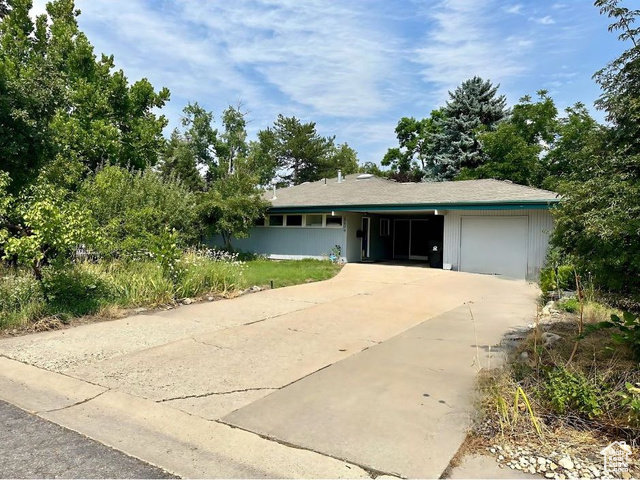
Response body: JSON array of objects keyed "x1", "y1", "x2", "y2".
[{"x1": 355, "y1": 212, "x2": 444, "y2": 267}]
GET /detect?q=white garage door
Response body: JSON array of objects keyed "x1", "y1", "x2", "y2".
[{"x1": 460, "y1": 216, "x2": 528, "y2": 279}]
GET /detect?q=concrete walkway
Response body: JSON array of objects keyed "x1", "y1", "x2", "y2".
[{"x1": 0, "y1": 264, "x2": 539, "y2": 478}]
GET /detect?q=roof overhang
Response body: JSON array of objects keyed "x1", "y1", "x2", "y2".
[{"x1": 267, "y1": 200, "x2": 560, "y2": 214}]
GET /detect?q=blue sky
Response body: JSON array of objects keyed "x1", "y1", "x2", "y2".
[{"x1": 33, "y1": 0, "x2": 627, "y2": 164}]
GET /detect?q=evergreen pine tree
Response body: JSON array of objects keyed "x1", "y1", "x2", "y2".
[{"x1": 429, "y1": 77, "x2": 507, "y2": 180}]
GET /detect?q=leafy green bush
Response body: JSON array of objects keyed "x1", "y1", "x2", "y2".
[
  {"x1": 540, "y1": 264, "x2": 575, "y2": 294},
  {"x1": 587, "y1": 312, "x2": 640, "y2": 360},
  {"x1": 557, "y1": 297, "x2": 580, "y2": 313},
  {"x1": 544, "y1": 366, "x2": 603, "y2": 418},
  {"x1": 80, "y1": 166, "x2": 199, "y2": 256},
  {"x1": 618, "y1": 382, "x2": 640, "y2": 428}
]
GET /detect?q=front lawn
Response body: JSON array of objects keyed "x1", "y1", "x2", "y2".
[{"x1": 241, "y1": 258, "x2": 342, "y2": 289}]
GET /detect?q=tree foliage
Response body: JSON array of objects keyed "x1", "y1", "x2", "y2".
[
  {"x1": 551, "y1": 0, "x2": 640, "y2": 303},
  {"x1": 540, "y1": 103, "x2": 604, "y2": 189},
  {"x1": 199, "y1": 166, "x2": 269, "y2": 249},
  {"x1": 318, "y1": 142, "x2": 359, "y2": 179},
  {"x1": 1, "y1": 171, "x2": 94, "y2": 279},
  {"x1": 382, "y1": 110, "x2": 443, "y2": 181},
  {"x1": 0, "y1": 0, "x2": 169, "y2": 193},
  {"x1": 79, "y1": 166, "x2": 199, "y2": 256},
  {"x1": 430, "y1": 77, "x2": 507, "y2": 180},
  {"x1": 461, "y1": 91, "x2": 558, "y2": 186},
  {"x1": 254, "y1": 115, "x2": 358, "y2": 185}
]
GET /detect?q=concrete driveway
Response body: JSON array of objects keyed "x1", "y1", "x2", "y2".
[{"x1": 0, "y1": 263, "x2": 538, "y2": 478}]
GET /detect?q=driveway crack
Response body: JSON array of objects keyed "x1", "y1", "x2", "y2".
[
  {"x1": 40, "y1": 389, "x2": 109, "y2": 413},
  {"x1": 216, "y1": 419, "x2": 404, "y2": 479},
  {"x1": 158, "y1": 387, "x2": 276, "y2": 403}
]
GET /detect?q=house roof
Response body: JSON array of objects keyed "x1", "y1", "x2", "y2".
[{"x1": 265, "y1": 174, "x2": 560, "y2": 212}]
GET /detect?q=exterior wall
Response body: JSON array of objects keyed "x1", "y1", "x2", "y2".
[
  {"x1": 344, "y1": 212, "x2": 363, "y2": 262},
  {"x1": 442, "y1": 209, "x2": 555, "y2": 280},
  {"x1": 208, "y1": 225, "x2": 347, "y2": 261}
]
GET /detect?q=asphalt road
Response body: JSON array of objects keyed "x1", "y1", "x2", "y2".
[{"x1": 0, "y1": 400, "x2": 177, "y2": 479}]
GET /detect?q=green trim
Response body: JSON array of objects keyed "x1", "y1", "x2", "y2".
[{"x1": 268, "y1": 199, "x2": 559, "y2": 214}]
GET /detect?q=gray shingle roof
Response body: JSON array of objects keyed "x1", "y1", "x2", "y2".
[{"x1": 265, "y1": 174, "x2": 560, "y2": 209}]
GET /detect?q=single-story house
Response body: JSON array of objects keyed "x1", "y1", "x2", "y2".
[{"x1": 212, "y1": 173, "x2": 561, "y2": 280}]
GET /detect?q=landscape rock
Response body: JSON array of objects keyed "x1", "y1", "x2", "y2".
[
  {"x1": 542, "y1": 332, "x2": 562, "y2": 347},
  {"x1": 558, "y1": 456, "x2": 574, "y2": 471},
  {"x1": 182, "y1": 298, "x2": 194, "y2": 305}
]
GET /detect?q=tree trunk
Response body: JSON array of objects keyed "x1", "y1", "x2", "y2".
[
  {"x1": 222, "y1": 231, "x2": 233, "y2": 251},
  {"x1": 32, "y1": 259, "x2": 42, "y2": 281}
]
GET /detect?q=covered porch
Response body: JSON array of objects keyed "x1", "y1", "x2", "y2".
[{"x1": 349, "y1": 211, "x2": 444, "y2": 267}]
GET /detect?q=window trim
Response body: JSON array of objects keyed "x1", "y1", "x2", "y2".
[
  {"x1": 325, "y1": 215, "x2": 344, "y2": 228},
  {"x1": 305, "y1": 214, "x2": 325, "y2": 228},
  {"x1": 268, "y1": 214, "x2": 285, "y2": 227},
  {"x1": 262, "y1": 213, "x2": 345, "y2": 229},
  {"x1": 284, "y1": 214, "x2": 304, "y2": 227}
]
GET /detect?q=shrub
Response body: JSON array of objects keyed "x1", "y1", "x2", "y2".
[
  {"x1": 587, "y1": 312, "x2": 640, "y2": 361},
  {"x1": 618, "y1": 382, "x2": 640, "y2": 428},
  {"x1": 557, "y1": 297, "x2": 580, "y2": 313},
  {"x1": 544, "y1": 366, "x2": 603, "y2": 418},
  {"x1": 540, "y1": 264, "x2": 575, "y2": 294},
  {"x1": 80, "y1": 166, "x2": 199, "y2": 256}
]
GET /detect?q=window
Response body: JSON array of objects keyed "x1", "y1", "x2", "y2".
[
  {"x1": 285, "y1": 215, "x2": 303, "y2": 226},
  {"x1": 325, "y1": 215, "x2": 343, "y2": 227},
  {"x1": 380, "y1": 218, "x2": 390, "y2": 237},
  {"x1": 254, "y1": 217, "x2": 265, "y2": 227},
  {"x1": 269, "y1": 215, "x2": 284, "y2": 226},
  {"x1": 306, "y1": 214, "x2": 323, "y2": 227}
]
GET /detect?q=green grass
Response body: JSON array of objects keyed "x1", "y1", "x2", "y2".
[{"x1": 241, "y1": 259, "x2": 342, "y2": 289}]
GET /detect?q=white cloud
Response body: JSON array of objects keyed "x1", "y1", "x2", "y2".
[
  {"x1": 413, "y1": 0, "x2": 534, "y2": 101},
  {"x1": 176, "y1": 1, "x2": 401, "y2": 118},
  {"x1": 531, "y1": 15, "x2": 556, "y2": 25},
  {"x1": 504, "y1": 4, "x2": 523, "y2": 15},
  {"x1": 67, "y1": 1, "x2": 401, "y2": 120}
]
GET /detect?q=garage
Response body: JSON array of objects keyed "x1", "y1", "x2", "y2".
[{"x1": 459, "y1": 216, "x2": 528, "y2": 279}]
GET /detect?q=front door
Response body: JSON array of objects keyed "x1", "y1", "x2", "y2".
[{"x1": 361, "y1": 217, "x2": 371, "y2": 261}]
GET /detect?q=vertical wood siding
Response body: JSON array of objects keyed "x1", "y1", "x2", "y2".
[
  {"x1": 343, "y1": 212, "x2": 363, "y2": 262},
  {"x1": 443, "y1": 209, "x2": 555, "y2": 280}
]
